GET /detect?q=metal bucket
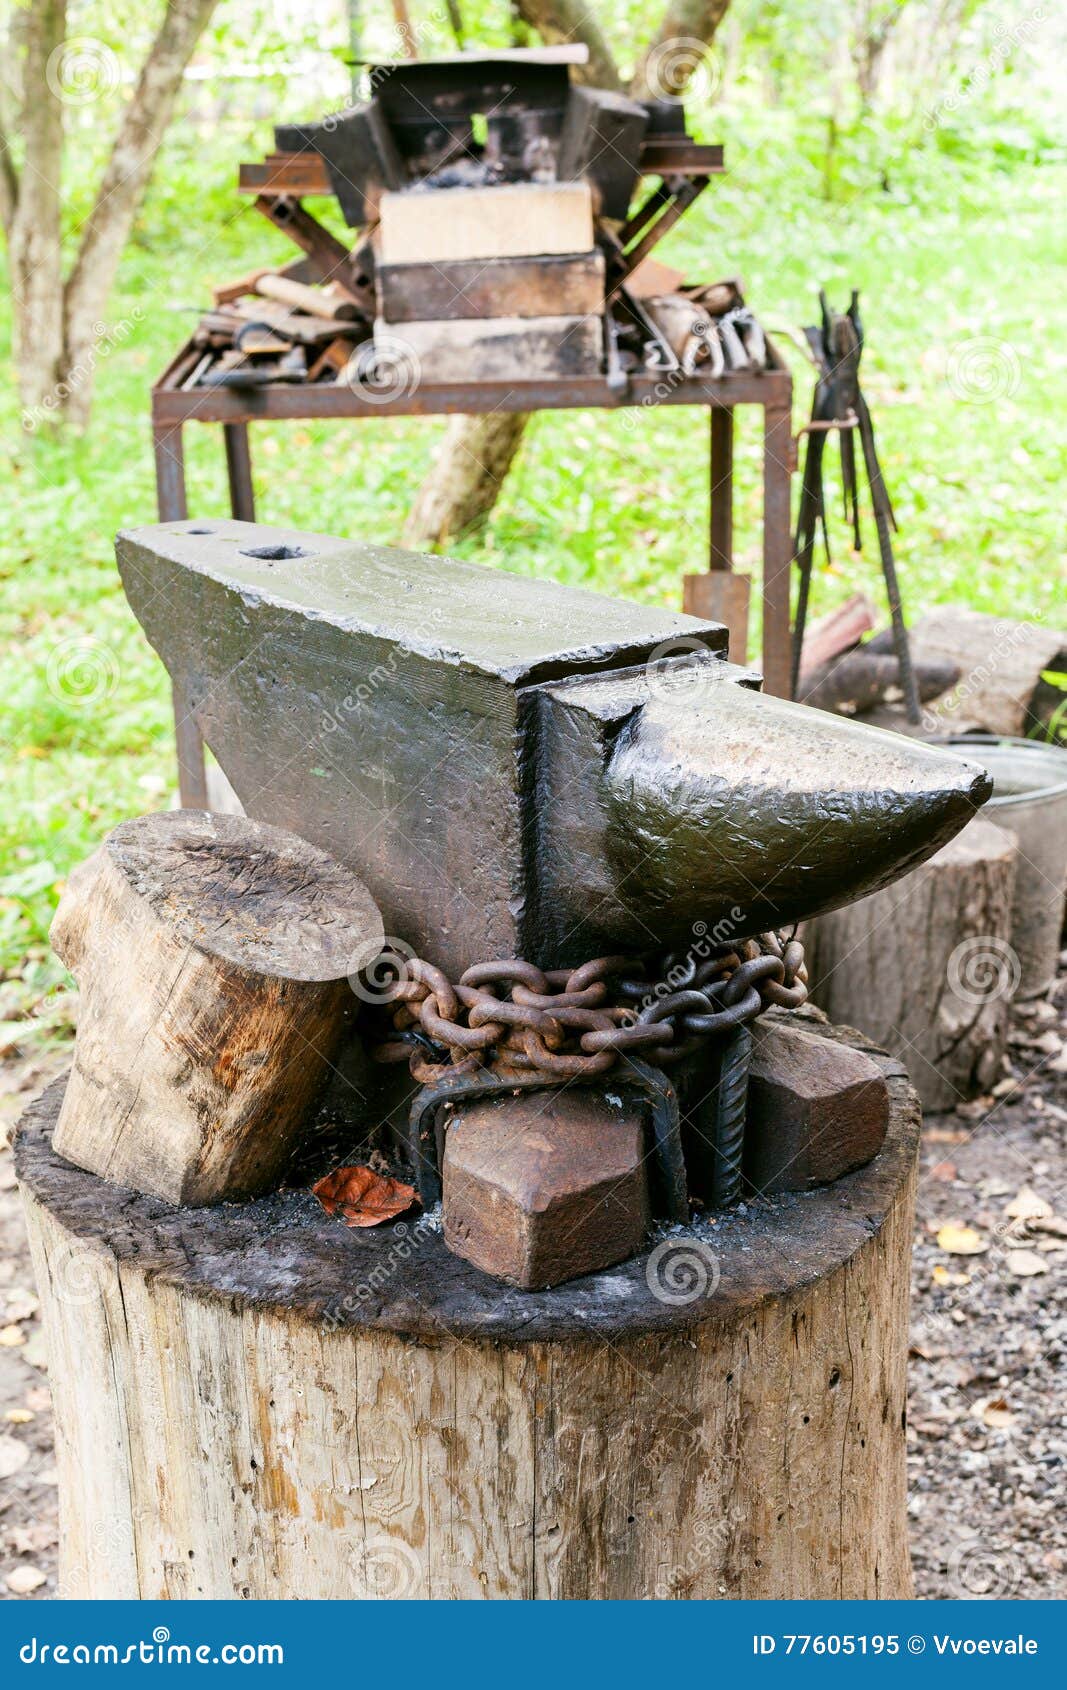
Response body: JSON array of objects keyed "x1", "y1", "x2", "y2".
[{"x1": 941, "y1": 735, "x2": 1067, "y2": 998}]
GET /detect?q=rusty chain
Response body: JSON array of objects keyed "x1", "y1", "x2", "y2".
[{"x1": 366, "y1": 933, "x2": 807, "y2": 1086}]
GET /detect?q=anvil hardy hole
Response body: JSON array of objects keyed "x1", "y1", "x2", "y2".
[{"x1": 239, "y1": 544, "x2": 311, "y2": 561}]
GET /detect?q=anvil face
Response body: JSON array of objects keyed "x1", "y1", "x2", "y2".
[{"x1": 117, "y1": 521, "x2": 990, "y2": 972}]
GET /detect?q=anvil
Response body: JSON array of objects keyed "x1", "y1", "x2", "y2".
[{"x1": 117, "y1": 522, "x2": 990, "y2": 975}]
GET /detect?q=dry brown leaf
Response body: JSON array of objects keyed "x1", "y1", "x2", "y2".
[
  {"x1": 1004, "y1": 1186, "x2": 1053, "y2": 1221},
  {"x1": 981, "y1": 1397, "x2": 1017, "y2": 1430},
  {"x1": 937, "y1": 1223, "x2": 987, "y2": 1256},
  {"x1": 928, "y1": 1161, "x2": 957, "y2": 1182},
  {"x1": 1005, "y1": 1248, "x2": 1049, "y2": 1278},
  {"x1": 312, "y1": 1164, "x2": 418, "y2": 1229}
]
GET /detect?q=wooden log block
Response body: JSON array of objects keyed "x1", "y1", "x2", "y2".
[
  {"x1": 377, "y1": 182, "x2": 594, "y2": 264},
  {"x1": 744, "y1": 1012, "x2": 891, "y2": 1195},
  {"x1": 798, "y1": 591, "x2": 877, "y2": 674},
  {"x1": 805, "y1": 815, "x2": 1018, "y2": 1111},
  {"x1": 867, "y1": 607, "x2": 1067, "y2": 737},
  {"x1": 381, "y1": 313, "x2": 603, "y2": 381},
  {"x1": 797, "y1": 650, "x2": 961, "y2": 716},
  {"x1": 50, "y1": 810, "x2": 382, "y2": 1206},
  {"x1": 376, "y1": 251, "x2": 606, "y2": 323},
  {"x1": 17, "y1": 1016, "x2": 918, "y2": 1598},
  {"x1": 212, "y1": 255, "x2": 314, "y2": 307},
  {"x1": 442, "y1": 1088, "x2": 650, "y2": 1288},
  {"x1": 253, "y1": 273, "x2": 358, "y2": 321}
]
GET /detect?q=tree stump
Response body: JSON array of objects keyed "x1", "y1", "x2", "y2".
[
  {"x1": 805, "y1": 815, "x2": 1018, "y2": 1112},
  {"x1": 50, "y1": 810, "x2": 382, "y2": 1206},
  {"x1": 18, "y1": 1020, "x2": 919, "y2": 1601}
]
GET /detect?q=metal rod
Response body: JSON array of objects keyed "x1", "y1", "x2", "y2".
[
  {"x1": 762, "y1": 404, "x2": 795, "y2": 699},
  {"x1": 224, "y1": 423, "x2": 256, "y2": 522},
  {"x1": 710, "y1": 407, "x2": 734, "y2": 571},
  {"x1": 709, "y1": 1026, "x2": 751, "y2": 1208}
]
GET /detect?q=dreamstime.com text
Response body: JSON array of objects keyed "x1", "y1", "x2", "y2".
[{"x1": 18, "y1": 1629, "x2": 283, "y2": 1668}]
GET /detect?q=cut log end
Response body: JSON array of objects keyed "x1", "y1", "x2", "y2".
[
  {"x1": 49, "y1": 811, "x2": 383, "y2": 1206},
  {"x1": 103, "y1": 809, "x2": 382, "y2": 982}
]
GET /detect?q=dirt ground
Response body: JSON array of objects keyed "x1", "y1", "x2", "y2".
[{"x1": 0, "y1": 964, "x2": 1064, "y2": 1602}]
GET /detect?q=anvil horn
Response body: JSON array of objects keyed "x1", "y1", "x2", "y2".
[
  {"x1": 116, "y1": 521, "x2": 990, "y2": 973},
  {"x1": 528, "y1": 655, "x2": 990, "y2": 955}
]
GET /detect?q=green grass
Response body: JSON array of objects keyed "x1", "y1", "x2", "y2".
[{"x1": 1, "y1": 106, "x2": 1064, "y2": 1042}]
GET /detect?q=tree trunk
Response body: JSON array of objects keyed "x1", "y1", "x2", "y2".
[
  {"x1": 61, "y1": 0, "x2": 220, "y2": 426},
  {"x1": 630, "y1": 0, "x2": 732, "y2": 101},
  {"x1": 19, "y1": 1017, "x2": 918, "y2": 1598},
  {"x1": 7, "y1": 0, "x2": 67, "y2": 420},
  {"x1": 805, "y1": 815, "x2": 1019, "y2": 1112},
  {"x1": 403, "y1": 410, "x2": 531, "y2": 547},
  {"x1": 516, "y1": 0, "x2": 624, "y2": 91}
]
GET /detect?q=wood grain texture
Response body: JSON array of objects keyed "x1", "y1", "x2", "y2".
[
  {"x1": 19, "y1": 1027, "x2": 918, "y2": 1599},
  {"x1": 49, "y1": 811, "x2": 381, "y2": 1205}
]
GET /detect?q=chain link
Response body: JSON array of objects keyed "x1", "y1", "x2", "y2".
[{"x1": 366, "y1": 933, "x2": 808, "y2": 1085}]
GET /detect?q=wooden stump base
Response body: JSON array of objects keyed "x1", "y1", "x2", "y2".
[{"x1": 18, "y1": 1027, "x2": 919, "y2": 1600}]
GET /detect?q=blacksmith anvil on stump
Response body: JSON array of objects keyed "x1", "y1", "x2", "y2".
[
  {"x1": 18, "y1": 521, "x2": 991, "y2": 1599},
  {"x1": 113, "y1": 520, "x2": 984, "y2": 970}
]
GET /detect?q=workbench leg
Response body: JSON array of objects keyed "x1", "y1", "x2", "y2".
[
  {"x1": 709, "y1": 406, "x2": 733, "y2": 571},
  {"x1": 153, "y1": 422, "x2": 188, "y2": 524},
  {"x1": 684, "y1": 408, "x2": 749, "y2": 664},
  {"x1": 223, "y1": 422, "x2": 256, "y2": 522},
  {"x1": 761, "y1": 405, "x2": 794, "y2": 699},
  {"x1": 153, "y1": 421, "x2": 209, "y2": 811}
]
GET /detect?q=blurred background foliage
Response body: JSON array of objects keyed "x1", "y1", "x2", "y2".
[{"x1": 0, "y1": 0, "x2": 1063, "y2": 1043}]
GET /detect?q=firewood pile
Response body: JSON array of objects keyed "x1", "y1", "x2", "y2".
[{"x1": 178, "y1": 48, "x2": 772, "y2": 393}]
